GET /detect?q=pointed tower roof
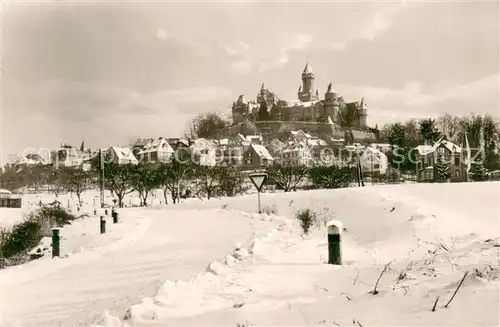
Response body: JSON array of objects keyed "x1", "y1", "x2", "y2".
[
  {"x1": 236, "y1": 94, "x2": 247, "y2": 104},
  {"x1": 326, "y1": 82, "x2": 335, "y2": 93},
  {"x1": 260, "y1": 82, "x2": 266, "y2": 90},
  {"x1": 302, "y1": 62, "x2": 313, "y2": 74}
]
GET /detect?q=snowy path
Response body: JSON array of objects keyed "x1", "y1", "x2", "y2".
[{"x1": 1, "y1": 208, "x2": 253, "y2": 327}]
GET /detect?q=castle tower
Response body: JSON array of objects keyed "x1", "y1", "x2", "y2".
[
  {"x1": 298, "y1": 63, "x2": 319, "y2": 102},
  {"x1": 232, "y1": 94, "x2": 249, "y2": 124},
  {"x1": 359, "y1": 97, "x2": 368, "y2": 128},
  {"x1": 323, "y1": 82, "x2": 339, "y2": 122}
]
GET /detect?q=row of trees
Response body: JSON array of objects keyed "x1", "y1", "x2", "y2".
[
  {"x1": 1, "y1": 157, "x2": 363, "y2": 207},
  {"x1": 371, "y1": 113, "x2": 500, "y2": 172}
]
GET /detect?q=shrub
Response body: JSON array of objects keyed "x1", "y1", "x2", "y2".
[
  {"x1": 0, "y1": 217, "x2": 43, "y2": 259},
  {"x1": 262, "y1": 204, "x2": 278, "y2": 215},
  {"x1": 309, "y1": 165, "x2": 355, "y2": 189},
  {"x1": 296, "y1": 208, "x2": 316, "y2": 234},
  {"x1": 0, "y1": 202, "x2": 77, "y2": 266}
]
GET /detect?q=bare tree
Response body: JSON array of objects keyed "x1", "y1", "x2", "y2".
[
  {"x1": 158, "y1": 157, "x2": 192, "y2": 204},
  {"x1": 269, "y1": 165, "x2": 309, "y2": 192},
  {"x1": 104, "y1": 163, "x2": 135, "y2": 208},
  {"x1": 47, "y1": 169, "x2": 67, "y2": 198},
  {"x1": 193, "y1": 165, "x2": 221, "y2": 199},
  {"x1": 63, "y1": 168, "x2": 94, "y2": 205},
  {"x1": 130, "y1": 165, "x2": 160, "y2": 206}
]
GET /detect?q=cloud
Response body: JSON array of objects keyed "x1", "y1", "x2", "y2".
[
  {"x1": 223, "y1": 42, "x2": 250, "y2": 56},
  {"x1": 337, "y1": 74, "x2": 499, "y2": 125},
  {"x1": 331, "y1": 1, "x2": 410, "y2": 51},
  {"x1": 156, "y1": 28, "x2": 169, "y2": 40},
  {"x1": 2, "y1": 80, "x2": 233, "y2": 153},
  {"x1": 229, "y1": 61, "x2": 253, "y2": 75},
  {"x1": 290, "y1": 33, "x2": 313, "y2": 50},
  {"x1": 225, "y1": 34, "x2": 313, "y2": 75}
]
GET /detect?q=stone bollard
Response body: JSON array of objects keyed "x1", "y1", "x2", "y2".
[
  {"x1": 112, "y1": 209, "x2": 118, "y2": 224},
  {"x1": 100, "y1": 216, "x2": 106, "y2": 234},
  {"x1": 327, "y1": 220, "x2": 343, "y2": 265},
  {"x1": 52, "y1": 228, "x2": 61, "y2": 258}
]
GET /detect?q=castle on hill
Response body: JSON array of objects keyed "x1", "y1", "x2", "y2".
[{"x1": 223, "y1": 63, "x2": 373, "y2": 143}]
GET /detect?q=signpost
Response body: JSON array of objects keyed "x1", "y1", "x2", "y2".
[
  {"x1": 248, "y1": 172, "x2": 268, "y2": 213},
  {"x1": 99, "y1": 149, "x2": 105, "y2": 208}
]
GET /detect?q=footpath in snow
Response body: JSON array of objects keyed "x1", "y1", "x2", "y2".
[
  {"x1": 0, "y1": 207, "x2": 254, "y2": 327},
  {"x1": 94, "y1": 182, "x2": 500, "y2": 327}
]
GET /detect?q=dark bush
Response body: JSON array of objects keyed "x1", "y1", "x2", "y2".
[
  {"x1": 0, "y1": 201, "x2": 77, "y2": 266},
  {"x1": 309, "y1": 165, "x2": 355, "y2": 189},
  {"x1": 296, "y1": 208, "x2": 316, "y2": 235},
  {"x1": 1, "y1": 217, "x2": 43, "y2": 259}
]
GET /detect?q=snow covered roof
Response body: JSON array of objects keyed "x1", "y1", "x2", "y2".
[
  {"x1": 307, "y1": 138, "x2": 328, "y2": 146},
  {"x1": 250, "y1": 144, "x2": 274, "y2": 161},
  {"x1": 137, "y1": 137, "x2": 174, "y2": 154},
  {"x1": 416, "y1": 139, "x2": 462, "y2": 156},
  {"x1": 284, "y1": 100, "x2": 320, "y2": 107},
  {"x1": 415, "y1": 145, "x2": 434, "y2": 156},
  {"x1": 110, "y1": 147, "x2": 137, "y2": 161},
  {"x1": 432, "y1": 139, "x2": 462, "y2": 153},
  {"x1": 362, "y1": 146, "x2": 386, "y2": 158},
  {"x1": 245, "y1": 135, "x2": 262, "y2": 142},
  {"x1": 291, "y1": 130, "x2": 312, "y2": 138}
]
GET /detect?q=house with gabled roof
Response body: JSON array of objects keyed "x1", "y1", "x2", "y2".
[
  {"x1": 281, "y1": 142, "x2": 314, "y2": 167},
  {"x1": 415, "y1": 137, "x2": 466, "y2": 182},
  {"x1": 243, "y1": 144, "x2": 274, "y2": 169},
  {"x1": 107, "y1": 146, "x2": 138, "y2": 165},
  {"x1": 50, "y1": 143, "x2": 84, "y2": 169},
  {"x1": 190, "y1": 138, "x2": 217, "y2": 166},
  {"x1": 136, "y1": 137, "x2": 174, "y2": 164},
  {"x1": 360, "y1": 146, "x2": 388, "y2": 174}
]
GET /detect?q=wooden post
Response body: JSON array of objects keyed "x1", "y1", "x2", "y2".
[
  {"x1": 327, "y1": 221, "x2": 343, "y2": 265},
  {"x1": 112, "y1": 209, "x2": 118, "y2": 224},
  {"x1": 100, "y1": 216, "x2": 106, "y2": 234},
  {"x1": 52, "y1": 228, "x2": 61, "y2": 258}
]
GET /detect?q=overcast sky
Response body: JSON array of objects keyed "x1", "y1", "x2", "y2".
[{"x1": 1, "y1": 0, "x2": 498, "y2": 161}]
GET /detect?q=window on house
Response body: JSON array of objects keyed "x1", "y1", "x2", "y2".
[
  {"x1": 455, "y1": 170, "x2": 460, "y2": 177},
  {"x1": 455, "y1": 156, "x2": 460, "y2": 166}
]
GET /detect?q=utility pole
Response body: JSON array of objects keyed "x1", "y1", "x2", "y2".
[{"x1": 99, "y1": 149, "x2": 105, "y2": 208}]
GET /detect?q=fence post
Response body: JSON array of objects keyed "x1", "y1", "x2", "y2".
[
  {"x1": 52, "y1": 228, "x2": 61, "y2": 258},
  {"x1": 327, "y1": 221, "x2": 343, "y2": 265},
  {"x1": 100, "y1": 216, "x2": 106, "y2": 234},
  {"x1": 112, "y1": 209, "x2": 118, "y2": 224}
]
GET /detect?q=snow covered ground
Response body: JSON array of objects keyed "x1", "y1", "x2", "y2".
[
  {"x1": 0, "y1": 206, "x2": 255, "y2": 326},
  {"x1": 1, "y1": 182, "x2": 499, "y2": 327},
  {"x1": 93, "y1": 181, "x2": 499, "y2": 327}
]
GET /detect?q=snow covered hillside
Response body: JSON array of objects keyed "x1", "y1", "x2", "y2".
[{"x1": 94, "y1": 182, "x2": 500, "y2": 327}]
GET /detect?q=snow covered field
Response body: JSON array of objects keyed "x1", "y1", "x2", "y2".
[
  {"x1": 1, "y1": 182, "x2": 499, "y2": 327},
  {"x1": 97, "y1": 182, "x2": 499, "y2": 327}
]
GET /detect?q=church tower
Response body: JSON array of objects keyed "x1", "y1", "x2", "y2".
[{"x1": 298, "y1": 63, "x2": 319, "y2": 102}]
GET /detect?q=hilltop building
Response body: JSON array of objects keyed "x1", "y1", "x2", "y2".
[{"x1": 226, "y1": 63, "x2": 372, "y2": 143}]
